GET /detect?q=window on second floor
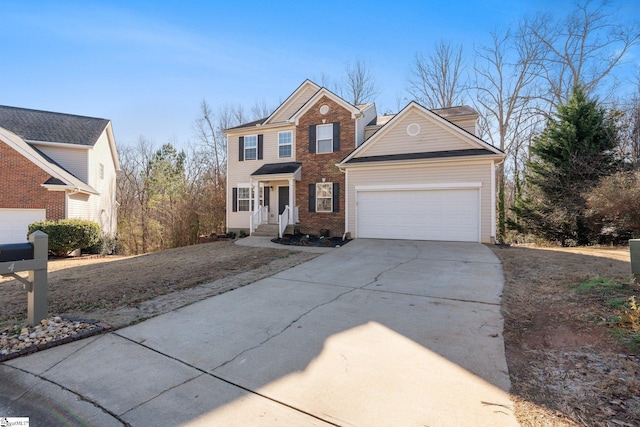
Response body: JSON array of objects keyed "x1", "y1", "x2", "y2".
[
  {"x1": 316, "y1": 124, "x2": 333, "y2": 154},
  {"x1": 99, "y1": 163, "x2": 104, "y2": 179},
  {"x1": 244, "y1": 135, "x2": 257, "y2": 160},
  {"x1": 278, "y1": 131, "x2": 292, "y2": 158}
]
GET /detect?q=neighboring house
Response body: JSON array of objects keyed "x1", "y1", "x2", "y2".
[
  {"x1": 0, "y1": 106, "x2": 120, "y2": 244},
  {"x1": 225, "y1": 80, "x2": 505, "y2": 243}
]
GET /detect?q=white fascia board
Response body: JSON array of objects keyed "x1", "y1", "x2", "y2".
[
  {"x1": 105, "y1": 122, "x2": 120, "y2": 171},
  {"x1": 251, "y1": 171, "x2": 301, "y2": 182},
  {"x1": 263, "y1": 80, "x2": 321, "y2": 125},
  {"x1": 41, "y1": 184, "x2": 99, "y2": 195},
  {"x1": 27, "y1": 140, "x2": 92, "y2": 150},
  {"x1": 0, "y1": 127, "x2": 99, "y2": 195},
  {"x1": 0, "y1": 127, "x2": 72, "y2": 185},
  {"x1": 289, "y1": 88, "x2": 361, "y2": 125},
  {"x1": 338, "y1": 155, "x2": 502, "y2": 171},
  {"x1": 340, "y1": 101, "x2": 505, "y2": 164},
  {"x1": 225, "y1": 121, "x2": 293, "y2": 137}
]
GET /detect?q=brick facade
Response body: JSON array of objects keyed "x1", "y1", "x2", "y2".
[
  {"x1": 295, "y1": 96, "x2": 354, "y2": 237},
  {"x1": 0, "y1": 141, "x2": 66, "y2": 220}
]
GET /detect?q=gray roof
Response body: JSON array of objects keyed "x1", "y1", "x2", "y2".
[
  {"x1": 251, "y1": 162, "x2": 302, "y2": 176},
  {"x1": 226, "y1": 117, "x2": 268, "y2": 131},
  {"x1": 0, "y1": 105, "x2": 110, "y2": 146},
  {"x1": 431, "y1": 105, "x2": 479, "y2": 119},
  {"x1": 344, "y1": 149, "x2": 497, "y2": 164}
]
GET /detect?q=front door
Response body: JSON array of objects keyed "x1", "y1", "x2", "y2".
[{"x1": 278, "y1": 186, "x2": 289, "y2": 215}]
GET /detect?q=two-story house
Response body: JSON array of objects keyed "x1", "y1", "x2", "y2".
[
  {"x1": 0, "y1": 106, "x2": 120, "y2": 244},
  {"x1": 226, "y1": 80, "x2": 505, "y2": 243}
]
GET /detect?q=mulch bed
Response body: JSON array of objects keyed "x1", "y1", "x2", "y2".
[{"x1": 271, "y1": 234, "x2": 350, "y2": 248}]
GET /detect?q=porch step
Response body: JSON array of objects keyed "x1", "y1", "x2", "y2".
[{"x1": 252, "y1": 224, "x2": 278, "y2": 237}]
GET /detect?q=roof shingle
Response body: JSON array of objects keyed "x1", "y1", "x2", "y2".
[{"x1": 0, "y1": 105, "x2": 109, "y2": 146}]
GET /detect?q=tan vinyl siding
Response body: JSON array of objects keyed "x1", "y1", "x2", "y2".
[
  {"x1": 266, "y1": 179, "x2": 290, "y2": 223},
  {"x1": 356, "y1": 104, "x2": 378, "y2": 146},
  {"x1": 449, "y1": 117, "x2": 477, "y2": 135},
  {"x1": 34, "y1": 145, "x2": 89, "y2": 182},
  {"x1": 356, "y1": 110, "x2": 481, "y2": 158},
  {"x1": 67, "y1": 192, "x2": 91, "y2": 220},
  {"x1": 345, "y1": 160, "x2": 494, "y2": 243},
  {"x1": 268, "y1": 85, "x2": 319, "y2": 123},
  {"x1": 88, "y1": 130, "x2": 118, "y2": 234},
  {"x1": 226, "y1": 125, "x2": 296, "y2": 230}
]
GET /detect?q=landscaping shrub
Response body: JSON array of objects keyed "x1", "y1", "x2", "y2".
[
  {"x1": 84, "y1": 234, "x2": 121, "y2": 255},
  {"x1": 28, "y1": 219, "x2": 101, "y2": 256},
  {"x1": 585, "y1": 170, "x2": 640, "y2": 241}
]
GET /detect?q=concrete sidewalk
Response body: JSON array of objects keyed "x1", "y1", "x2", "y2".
[{"x1": 1, "y1": 239, "x2": 519, "y2": 426}]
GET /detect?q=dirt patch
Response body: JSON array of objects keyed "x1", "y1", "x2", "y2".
[
  {"x1": 492, "y1": 244, "x2": 640, "y2": 426},
  {"x1": 0, "y1": 241, "x2": 318, "y2": 330}
]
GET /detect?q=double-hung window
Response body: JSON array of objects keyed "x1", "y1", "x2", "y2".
[
  {"x1": 316, "y1": 183, "x2": 333, "y2": 212},
  {"x1": 244, "y1": 135, "x2": 257, "y2": 160},
  {"x1": 316, "y1": 124, "x2": 333, "y2": 154},
  {"x1": 278, "y1": 131, "x2": 292, "y2": 158},
  {"x1": 237, "y1": 187, "x2": 252, "y2": 211}
]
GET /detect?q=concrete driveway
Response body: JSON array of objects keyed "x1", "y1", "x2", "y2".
[{"x1": 1, "y1": 239, "x2": 518, "y2": 426}]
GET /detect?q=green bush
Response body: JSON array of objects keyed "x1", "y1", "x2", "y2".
[
  {"x1": 84, "y1": 234, "x2": 120, "y2": 255},
  {"x1": 28, "y1": 219, "x2": 101, "y2": 256}
]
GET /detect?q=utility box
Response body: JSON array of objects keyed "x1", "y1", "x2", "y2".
[
  {"x1": 631, "y1": 239, "x2": 640, "y2": 283},
  {"x1": 0, "y1": 243, "x2": 34, "y2": 262}
]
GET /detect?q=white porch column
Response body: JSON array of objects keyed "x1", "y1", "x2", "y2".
[
  {"x1": 253, "y1": 179, "x2": 260, "y2": 211},
  {"x1": 288, "y1": 178, "x2": 295, "y2": 223}
]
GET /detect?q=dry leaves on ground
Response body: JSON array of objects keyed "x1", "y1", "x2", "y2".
[
  {"x1": 0, "y1": 241, "x2": 316, "y2": 329},
  {"x1": 493, "y1": 245, "x2": 639, "y2": 427}
]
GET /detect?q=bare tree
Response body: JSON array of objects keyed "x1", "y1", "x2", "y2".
[
  {"x1": 117, "y1": 138, "x2": 157, "y2": 254},
  {"x1": 195, "y1": 100, "x2": 225, "y2": 183},
  {"x1": 615, "y1": 73, "x2": 640, "y2": 169},
  {"x1": 523, "y1": 0, "x2": 640, "y2": 107},
  {"x1": 473, "y1": 28, "x2": 545, "y2": 241},
  {"x1": 342, "y1": 58, "x2": 380, "y2": 105},
  {"x1": 407, "y1": 40, "x2": 466, "y2": 109},
  {"x1": 250, "y1": 98, "x2": 275, "y2": 120}
]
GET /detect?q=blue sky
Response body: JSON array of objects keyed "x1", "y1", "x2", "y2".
[{"x1": 3, "y1": 1, "x2": 639, "y2": 148}]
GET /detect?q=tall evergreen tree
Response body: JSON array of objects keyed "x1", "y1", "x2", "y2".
[{"x1": 510, "y1": 85, "x2": 618, "y2": 245}]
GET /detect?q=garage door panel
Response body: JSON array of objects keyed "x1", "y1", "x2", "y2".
[
  {"x1": 0, "y1": 209, "x2": 46, "y2": 244},
  {"x1": 357, "y1": 189, "x2": 479, "y2": 242}
]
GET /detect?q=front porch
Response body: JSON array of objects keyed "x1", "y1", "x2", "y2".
[{"x1": 249, "y1": 162, "x2": 301, "y2": 237}]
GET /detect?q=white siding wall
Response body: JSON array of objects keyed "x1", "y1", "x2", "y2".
[
  {"x1": 358, "y1": 110, "x2": 480, "y2": 157},
  {"x1": 35, "y1": 145, "x2": 89, "y2": 182},
  {"x1": 62, "y1": 130, "x2": 117, "y2": 235},
  {"x1": 88, "y1": 130, "x2": 118, "y2": 235},
  {"x1": 268, "y1": 85, "x2": 319, "y2": 123},
  {"x1": 345, "y1": 160, "x2": 495, "y2": 243},
  {"x1": 226, "y1": 125, "x2": 296, "y2": 230},
  {"x1": 67, "y1": 193, "x2": 91, "y2": 220},
  {"x1": 356, "y1": 105, "x2": 378, "y2": 147},
  {"x1": 449, "y1": 117, "x2": 477, "y2": 135}
]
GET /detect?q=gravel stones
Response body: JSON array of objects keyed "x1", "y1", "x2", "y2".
[{"x1": 0, "y1": 316, "x2": 105, "y2": 359}]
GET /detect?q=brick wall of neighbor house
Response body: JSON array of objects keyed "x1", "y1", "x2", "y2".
[
  {"x1": 295, "y1": 96, "x2": 354, "y2": 237},
  {"x1": 0, "y1": 141, "x2": 66, "y2": 220}
]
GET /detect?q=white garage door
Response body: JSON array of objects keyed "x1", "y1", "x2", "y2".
[
  {"x1": 0, "y1": 209, "x2": 46, "y2": 244},
  {"x1": 356, "y1": 188, "x2": 480, "y2": 242}
]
